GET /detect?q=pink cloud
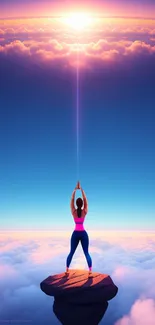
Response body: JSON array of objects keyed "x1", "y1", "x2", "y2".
[
  {"x1": 4, "y1": 28, "x2": 15, "y2": 34},
  {"x1": 0, "y1": 40, "x2": 30, "y2": 57},
  {"x1": 91, "y1": 230, "x2": 155, "y2": 251},
  {"x1": 150, "y1": 29, "x2": 155, "y2": 35},
  {"x1": 0, "y1": 17, "x2": 155, "y2": 45},
  {"x1": 0, "y1": 28, "x2": 4, "y2": 35},
  {"x1": 126, "y1": 40, "x2": 155, "y2": 55},
  {"x1": 115, "y1": 298, "x2": 155, "y2": 325},
  {"x1": 112, "y1": 266, "x2": 131, "y2": 279},
  {"x1": 0, "y1": 37, "x2": 155, "y2": 69},
  {"x1": 0, "y1": 263, "x2": 17, "y2": 278},
  {"x1": 30, "y1": 242, "x2": 67, "y2": 264},
  {"x1": 0, "y1": 237, "x2": 26, "y2": 253}
]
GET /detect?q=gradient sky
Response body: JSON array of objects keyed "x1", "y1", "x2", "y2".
[
  {"x1": 0, "y1": 2, "x2": 155, "y2": 231},
  {"x1": 1, "y1": 0, "x2": 155, "y2": 18}
]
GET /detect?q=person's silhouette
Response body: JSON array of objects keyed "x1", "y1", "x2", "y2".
[{"x1": 66, "y1": 181, "x2": 92, "y2": 277}]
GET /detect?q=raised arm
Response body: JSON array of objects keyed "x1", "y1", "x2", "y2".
[
  {"x1": 81, "y1": 188, "x2": 88, "y2": 214},
  {"x1": 70, "y1": 189, "x2": 76, "y2": 214}
]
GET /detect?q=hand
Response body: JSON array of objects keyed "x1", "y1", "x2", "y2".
[{"x1": 76, "y1": 181, "x2": 81, "y2": 189}]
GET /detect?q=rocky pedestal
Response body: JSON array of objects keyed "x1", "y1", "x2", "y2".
[{"x1": 40, "y1": 269, "x2": 118, "y2": 325}]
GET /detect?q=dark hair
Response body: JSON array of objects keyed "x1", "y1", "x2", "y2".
[{"x1": 76, "y1": 198, "x2": 83, "y2": 218}]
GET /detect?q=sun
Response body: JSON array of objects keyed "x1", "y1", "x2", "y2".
[{"x1": 60, "y1": 12, "x2": 93, "y2": 31}]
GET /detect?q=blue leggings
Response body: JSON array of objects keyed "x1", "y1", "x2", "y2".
[{"x1": 66, "y1": 230, "x2": 92, "y2": 268}]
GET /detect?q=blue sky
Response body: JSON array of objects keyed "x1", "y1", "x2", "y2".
[
  {"x1": 0, "y1": 13, "x2": 155, "y2": 230},
  {"x1": 0, "y1": 57, "x2": 154, "y2": 230}
]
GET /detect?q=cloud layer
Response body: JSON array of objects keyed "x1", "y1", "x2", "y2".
[
  {"x1": 0, "y1": 17, "x2": 155, "y2": 69},
  {"x1": 0, "y1": 230, "x2": 155, "y2": 325}
]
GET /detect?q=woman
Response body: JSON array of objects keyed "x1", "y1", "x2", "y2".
[{"x1": 66, "y1": 181, "x2": 92, "y2": 277}]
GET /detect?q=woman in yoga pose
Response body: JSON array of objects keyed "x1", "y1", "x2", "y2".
[{"x1": 66, "y1": 181, "x2": 92, "y2": 277}]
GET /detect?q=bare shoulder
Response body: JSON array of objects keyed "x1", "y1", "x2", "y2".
[
  {"x1": 72, "y1": 208, "x2": 76, "y2": 217},
  {"x1": 83, "y1": 208, "x2": 88, "y2": 215}
]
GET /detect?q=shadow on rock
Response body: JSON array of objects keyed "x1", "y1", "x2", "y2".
[
  {"x1": 40, "y1": 269, "x2": 118, "y2": 324},
  {"x1": 53, "y1": 299, "x2": 108, "y2": 325}
]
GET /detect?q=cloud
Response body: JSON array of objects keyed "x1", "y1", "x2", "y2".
[
  {"x1": 0, "y1": 28, "x2": 4, "y2": 35},
  {"x1": 115, "y1": 298, "x2": 155, "y2": 325},
  {"x1": 0, "y1": 231, "x2": 155, "y2": 324},
  {"x1": 0, "y1": 17, "x2": 155, "y2": 70},
  {"x1": 125, "y1": 40, "x2": 155, "y2": 55},
  {"x1": 0, "y1": 37, "x2": 155, "y2": 70},
  {"x1": 1, "y1": 19, "x2": 155, "y2": 38},
  {"x1": 0, "y1": 39, "x2": 30, "y2": 57}
]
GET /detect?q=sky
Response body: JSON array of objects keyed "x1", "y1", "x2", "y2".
[
  {"x1": 1, "y1": 0, "x2": 155, "y2": 19},
  {"x1": 0, "y1": 1, "x2": 155, "y2": 231},
  {"x1": 0, "y1": 3, "x2": 155, "y2": 325}
]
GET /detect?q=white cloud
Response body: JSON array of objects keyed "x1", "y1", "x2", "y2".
[{"x1": 0, "y1": 231, "x2": 155, "y2": 324}]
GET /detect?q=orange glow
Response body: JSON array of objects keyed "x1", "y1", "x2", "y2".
[{"x1": 0, "y1": 14, "x2": 155, "y2": 69}]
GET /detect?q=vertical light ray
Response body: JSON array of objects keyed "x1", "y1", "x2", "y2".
[{"x1": 76, "y1": 46, "x2": 80, "y2": 181}]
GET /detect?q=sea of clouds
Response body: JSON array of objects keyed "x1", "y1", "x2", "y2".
[
  {"x1": 1, "y1": 17, "x2": 155, "y2": 71},
  {"x1": 0, "y1": 230, "x2": 155, "y2": 325}
]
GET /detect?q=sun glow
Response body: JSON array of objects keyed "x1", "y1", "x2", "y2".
[{"x1": 60, "y1": 12, "x2": 94, "y2": 31}]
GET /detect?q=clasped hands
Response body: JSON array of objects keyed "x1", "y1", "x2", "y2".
[{"x1": 75, "y1": 181, "x2": 81, "y2": 190}]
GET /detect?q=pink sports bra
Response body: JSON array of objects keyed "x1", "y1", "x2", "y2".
[{"x1": 72, "y1": 209, "x2": 86, "y2": 231}]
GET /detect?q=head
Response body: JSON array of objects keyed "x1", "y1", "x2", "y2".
[{"x1": 76, "y1": 197, "x2": 83, "y2": 209}]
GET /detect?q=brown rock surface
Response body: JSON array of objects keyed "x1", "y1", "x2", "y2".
[{"x1": 40, "y1": 269, "x2": 118, "y2": 304}]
